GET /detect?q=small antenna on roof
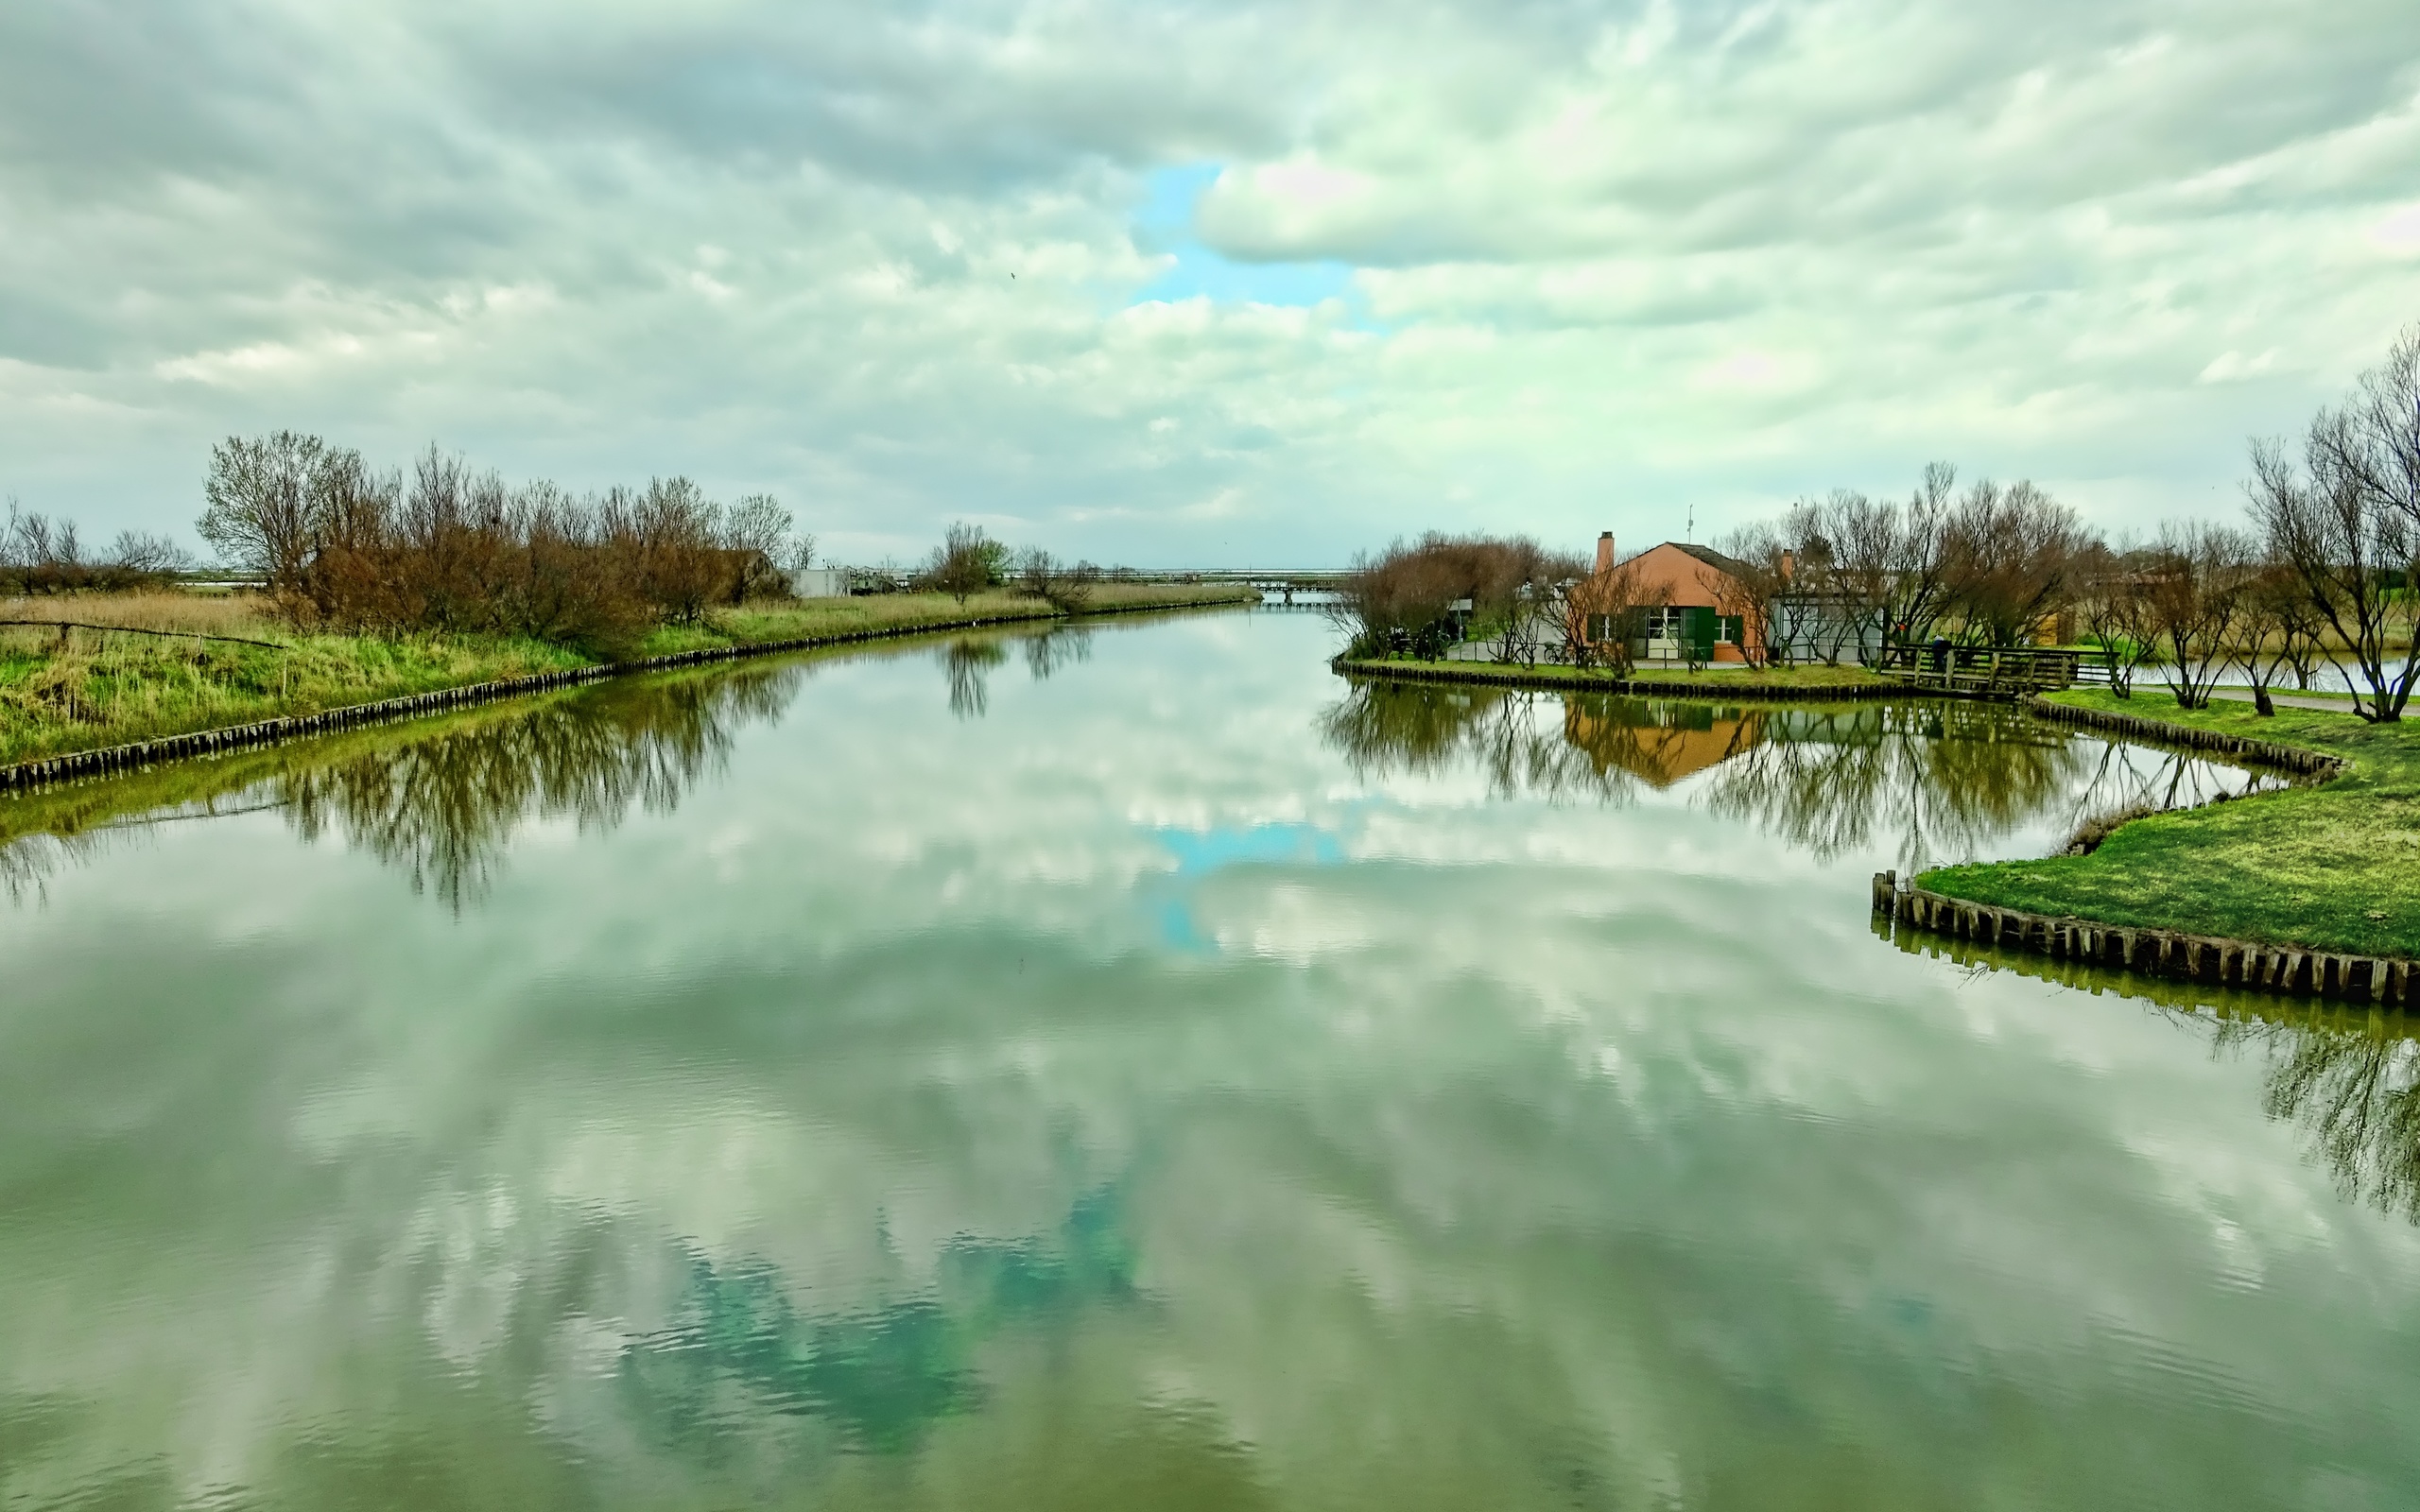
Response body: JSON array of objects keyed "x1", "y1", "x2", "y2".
[{"x1": 1686, "y1": 503, "x2": 1694, "y2": 542}]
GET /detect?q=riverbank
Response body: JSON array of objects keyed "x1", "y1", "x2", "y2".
[
  {"x1": 0, "y1": 584, "x2": 1253, "y2": 776},
  {"x1": 1331, "y1": 655, "x2": 1898, "y2": 700},
  {"x1": 1918, "y1": 688, "x2": 2419, "y2": 961}
]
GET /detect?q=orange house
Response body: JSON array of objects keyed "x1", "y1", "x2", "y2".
[{"x1": 1576, "y1": 533, "x2": 1759, "y2": 664}]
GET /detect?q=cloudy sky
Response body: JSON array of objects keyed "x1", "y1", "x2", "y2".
[{"x1": 5, "y1": 0, "x2": 2418, "y2": 565}]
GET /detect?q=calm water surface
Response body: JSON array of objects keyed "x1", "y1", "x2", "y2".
[{"x1": 3, "y1": 610, "x2": 2417, "y2": 1510}]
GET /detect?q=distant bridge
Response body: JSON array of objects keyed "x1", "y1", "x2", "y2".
[
  {"x1": 827, "y1": 566, "x2": 1354, "y2": 598},
  {"x1": 1120, "y1": 568, "x2": 1353, "y2": 592}
]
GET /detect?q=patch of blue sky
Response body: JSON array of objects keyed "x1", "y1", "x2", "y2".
[
  {"x1": 1129, "y1": 163, "x2": 1366, "y2": 318},
  {"x1": 1145, "y1": 818, "x2": 1352, "y2": 954},
  {"x1": 1156, "y1": 821, "x2": 1347, "y2": 878}
]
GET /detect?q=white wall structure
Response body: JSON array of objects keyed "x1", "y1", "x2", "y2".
[{"x1": 788, "y1": 567, "x2": 851, "y2": 599}]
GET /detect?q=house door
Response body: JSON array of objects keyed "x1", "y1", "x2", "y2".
[
  {"x1": 1643, "y1": 607, "x2": 1682, "y2": 661},
  {"x1": 1643, "y1": 607, "x2": 1717, "y2": 662}
]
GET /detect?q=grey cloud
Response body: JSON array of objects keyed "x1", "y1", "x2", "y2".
[
  {"x1": 0, "y1": 0, "x2": 2414, "y2": 558},
  {"x1": 1196, "y1": 0, "x2": 2420, "y2": 266}
]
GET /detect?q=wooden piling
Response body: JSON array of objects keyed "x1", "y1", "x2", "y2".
[{"x1": 1873, "y1": 872, "x2": 2409, "y2": 1007}]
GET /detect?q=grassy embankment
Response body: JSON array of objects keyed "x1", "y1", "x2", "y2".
[
  {"x1": 0, "y1": 584, "x2": 1251, "y2": 767},
  {"x1": 1332, "y1": 653, "x2": 1892, "y2": 691},
  {"x1": 1922, "y1": 688, "x2": 2420, "y2": 959}
]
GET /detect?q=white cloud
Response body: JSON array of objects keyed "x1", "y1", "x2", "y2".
[{"x1": 2, "y1": 0, "x2": 2417, "y2": 561}]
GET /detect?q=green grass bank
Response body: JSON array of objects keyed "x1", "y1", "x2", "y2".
[
  {"x1": 0, "y1": 584, "x2": 1253, "y2": 769},
  {"x1": 1332, "y1": 655, "x2": 1893, "y2": 696},
  {"x1": 1922, "y1": 688, "x2": 2420, "y2": 959}
]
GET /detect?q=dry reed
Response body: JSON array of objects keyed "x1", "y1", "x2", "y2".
[{"x1": 0, "y1": 591, "x2": 285, "y2": 639}]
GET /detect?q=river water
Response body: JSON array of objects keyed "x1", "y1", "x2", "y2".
[{"x1": 3, "y1": 610, "x2": 2416, "y2": 1510}]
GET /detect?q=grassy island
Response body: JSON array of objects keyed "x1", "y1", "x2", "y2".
[
  {"x1": 1922, "y1": 689, "x2": 2420, "y2": 960},
  {"x1": 0, "y1": 584, "x2": 1253, "y2": 770}
]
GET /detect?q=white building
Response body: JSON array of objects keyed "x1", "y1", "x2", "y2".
[{"x1": 787, "y1": 567, "x2": 851, "y2": 598}]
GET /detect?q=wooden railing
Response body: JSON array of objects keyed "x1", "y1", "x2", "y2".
[{"x1": 1873, "y1": 644, "x2": 2081, "y2": 698}]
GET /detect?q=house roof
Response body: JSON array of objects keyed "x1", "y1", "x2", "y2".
[{"x1": 1667, "y1": 542, "x2": 1749, "y2": 578}]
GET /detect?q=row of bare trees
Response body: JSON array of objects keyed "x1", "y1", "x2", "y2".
[
  {"x1": 1340, "y1": 325, "x2": 2420, "y2": 722},
  {"x1": 197, "y1": 432, "x2": 812, "y2": 654},
  {"x1": 3, "y1": 500, "x2": 193, "y2": 595},
  {"x1": 1714, "y1": 330, "x2": 2420, "y2": 720},
  {"x1": 1709, "y1": 468, "x2": 2092, "y2": 670},
  {"x1": 1332, "y1": 533, "x2": 1592, "y2": 664}
]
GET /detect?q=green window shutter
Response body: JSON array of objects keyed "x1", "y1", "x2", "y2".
[{"x1": 1685, "y1": 606, "x2": 1716, "y2": 661}]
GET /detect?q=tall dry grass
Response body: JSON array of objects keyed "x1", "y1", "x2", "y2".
[
  {"x1": 0, "y1": 591, "x2": 285, "y2": 639},
  {"x1": 0, "y1": 596, "x2": 587, "y2": 765}
]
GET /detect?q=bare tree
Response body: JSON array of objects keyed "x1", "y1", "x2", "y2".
[
  {"x1": 1809, "y1": 488, "x2": 1909, "y2": 664},
  {"x1": 1503, "y1": 581, "x2": 1565, "y2": 668},
  {"x1": 719, "y1": 493, "x2": 795, "y2": 603},
  {"x1": 1710, "y1": 519, "x2": 1801, "y2": 667},
  {"x1": 199, "y1": 431, "x2": 354, "y2": 591},
  {"x1": 1012, "y1": 547, "x2": 1098, "y2": 611},
  {"x1": 1762, "y1": 498, "x2": 1871, "y2": 666},
  {"x1": 103, "y1": 530, "x2": 195, "y2": 579},
  {"x1": 1333, "y1": 533, "x2": 1574, "y2": 662},
  {"x1": 1879, "y1": 464, "x2": 1964, "y2": 651},
  {"x1": 2325, "y1": 324, "x2": 2420, "y2": 539},
  {"x1": 2222, "y1": 558, "x2": 2329, "y2": 716},
  {"x1": 2137, "y1": 522, "x2": 2255, "y2": 709},
  {"x1": 923, "y1": 522, "x2": 998, "y2": 606},
  {"x1": 1942, "y1": 477, "x2": 2093, "y2": 646},
  {"x1": 2249, "y1": 429, "x2": 2420, "y2": 723},
  {"x1": 2076, "y1": 541, "x2": 2161, "y2": 698}
]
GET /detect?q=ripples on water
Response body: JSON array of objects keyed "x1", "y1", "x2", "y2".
[{"x1": 1, "y1": 611, "x2": 2414, "y2": 1510}]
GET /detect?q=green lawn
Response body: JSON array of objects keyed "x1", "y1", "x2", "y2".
[
  {"x1": 1335, "y1": 656, "x2": 1892, "y2": 691},
  {"x1": 1920, "y1": 689, "x2": 2420, "y2": 958}
]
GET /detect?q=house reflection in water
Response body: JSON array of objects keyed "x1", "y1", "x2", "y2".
[
  {"x1": 1322, "y1": 677, "x2": 2273, "y2": 872},
  {"x1": 1561, "y1": 699, "x2": 1767, "y2": 789}
]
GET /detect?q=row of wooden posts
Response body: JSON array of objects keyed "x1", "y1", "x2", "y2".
[{"x1": 1875, "y1": 872, "x2": 2411, "y2": 1006}]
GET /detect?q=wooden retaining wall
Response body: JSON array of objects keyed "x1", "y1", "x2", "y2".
[
  {"x1": 2024, "y1": 695, "x2": 2345, "y2": 778},
  {"x1": 1333, "y1": 658, "x2": 1923, "y2": 703},
  {"x1": 0, "y1": 597, "x2": 1235, "y2": 797},
  {"x1": 1872, "y1": 871, "x2": 2412, "y2": 1006}
]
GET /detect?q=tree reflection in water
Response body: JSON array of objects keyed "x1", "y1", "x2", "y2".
[
  {"x1": 1323, "y1": 678, "x2": 2282, "y2": 870},
  {"x1": 0, "y1": 664, "x2": 806, "y2": 911},
  {"x1": 2209, "y1": 1009, "x2": 2420, "y2": 1222},
  {"x1": 282, "y1": 666, "x2": 804, "y2": 907},
  {"x1": 0, "y1": 831, "x2": 91, "y2": 905},
  {"x1": 1021, "y1": 624, "x2": 1094, "y2": 683},
  {"x1": 940, "y1": 637, "x2": 1011, "y2": 720},
  {"x1": 1891, "y1": 931, "x2": 2420, "y2": 1227},
  {"x1": 1320, "y1": 680, "x2": 1639, "y2": 806},
  {"x1": 2, "y1": 623, "x2": 1108, "y2": 906},
  {"x1": 1694, "y1": 703, "x2": 2081, "y2": 869}
]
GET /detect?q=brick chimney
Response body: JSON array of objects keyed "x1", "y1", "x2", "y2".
[
  {"x1": 1596, "y1": 531, "x2": 1615, "y2": 575},
  {"x1": 1780, "y1": 549, "x2": 1795, "y2": 583}
]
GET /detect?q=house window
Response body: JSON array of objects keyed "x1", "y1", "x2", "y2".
[
  {"x1": 1585, "y1": 613, "x2": 1611, "y2": 641},
  {"x1": 1717, "y1": 615, "x2": 1742, "y2": 644}
]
